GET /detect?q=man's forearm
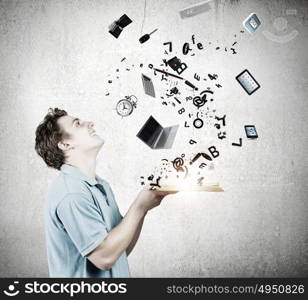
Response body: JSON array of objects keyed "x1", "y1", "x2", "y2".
[
  {"x1": 126, "y1": 214, "x2": 145, "y2": 256},
  {"x1": 87, "y1": 188, "x2": 170, "y2": 270},
  {"x1": 94, "y1": 201, "x2": 146, "y2": 265}
]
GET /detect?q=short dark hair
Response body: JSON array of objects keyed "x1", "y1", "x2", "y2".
[{"x1": 35, "y1": 108, "x2": 68, "y2": 170}]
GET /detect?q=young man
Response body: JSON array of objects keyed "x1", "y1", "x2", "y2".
[{"x1": 35, "y1": 108, "x2": 174, "y2": 278}]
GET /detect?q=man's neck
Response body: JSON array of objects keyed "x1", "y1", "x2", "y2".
[{"x1": 66, "y1": 153, "x2": 97, "y2": 180}]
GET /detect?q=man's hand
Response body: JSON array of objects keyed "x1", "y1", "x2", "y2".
[
  {"x1": 135, "y1": 187, "x2": 177, "y2": 213},
  {"x1": 87, "y1": 187, "x2": 177, "y2": 269}
]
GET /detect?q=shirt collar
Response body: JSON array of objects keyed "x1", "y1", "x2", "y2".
[{"x1": 60, "y1": 164, "x2": 98, "y2": 186}]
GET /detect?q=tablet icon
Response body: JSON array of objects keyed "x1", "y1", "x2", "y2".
[
  {"x1": 245, "y1": 125, "x2": 258, "y2": 138},
  {"x1": 3, "y1": 281, "x2": 20, "y2": 296},
  {"x1": 262, "y1": 10, "x2": 298, "y2": 43},
  {"x1": 236, "y1": 69, "x2": 260, "y2": 95}
]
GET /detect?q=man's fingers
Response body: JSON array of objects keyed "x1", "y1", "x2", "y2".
[
  {"x1": 153, "y1": 190, "x2": 178, "y2": 196},
  {"x1": 142, "y1": 186, "x2": 178, "y2": 196}
]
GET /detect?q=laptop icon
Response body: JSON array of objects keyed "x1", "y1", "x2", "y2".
[{"x1": 136, "y1": 116, "x2": 179, "y2": 149}]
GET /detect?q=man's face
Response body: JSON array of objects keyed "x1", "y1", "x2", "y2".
[{"x1": 57, "y1": 115, "x2": 104, "y2": 154}]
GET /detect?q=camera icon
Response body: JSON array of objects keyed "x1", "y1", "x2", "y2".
[
  {"x1": 262, "y1": 9, "x2": 299, "y2": 43},
  {"x1": 3, "y1": 281, "x2": 20, "y2": 297}
]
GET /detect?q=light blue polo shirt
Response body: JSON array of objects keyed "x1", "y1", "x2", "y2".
[{"x1": 44, "y1": 164, "x2": 131, "y2": 278}]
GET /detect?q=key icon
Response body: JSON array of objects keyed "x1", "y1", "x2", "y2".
[{"x1": 139, "y1": 28, "x2": 158, "y2": 43}]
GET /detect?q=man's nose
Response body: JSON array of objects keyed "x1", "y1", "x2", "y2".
[{"x1": 87, "y1": 121, "x2": 94, "y2": 128}]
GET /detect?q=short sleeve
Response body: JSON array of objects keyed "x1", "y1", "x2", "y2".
[
  {"x1": 56, "y1": 193, "x2": 108, "y2": 257},
  {"x1": 101, "y1": 180, "x2": 123, "y2": 221}
]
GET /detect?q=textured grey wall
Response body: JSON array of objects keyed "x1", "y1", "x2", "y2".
[{"x1": 0, "y1": 0, "x2": 307, "y2": 277}]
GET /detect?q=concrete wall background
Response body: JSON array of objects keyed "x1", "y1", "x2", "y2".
[{"x1": 0, "y1": 0, "x2": 307, "y2": 277}]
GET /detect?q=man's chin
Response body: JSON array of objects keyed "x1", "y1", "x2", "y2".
[{"x1": 97, "y1": 136, "x2": 104, "y2": 147}]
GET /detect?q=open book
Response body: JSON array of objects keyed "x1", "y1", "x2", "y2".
[{"x1": 157, "y1": 184, "x2": 224, "y2": 192}]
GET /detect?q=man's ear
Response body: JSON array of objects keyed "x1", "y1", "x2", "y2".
[{"x1": 58, "y1": 141, "x2": 74, "y2": 152}]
